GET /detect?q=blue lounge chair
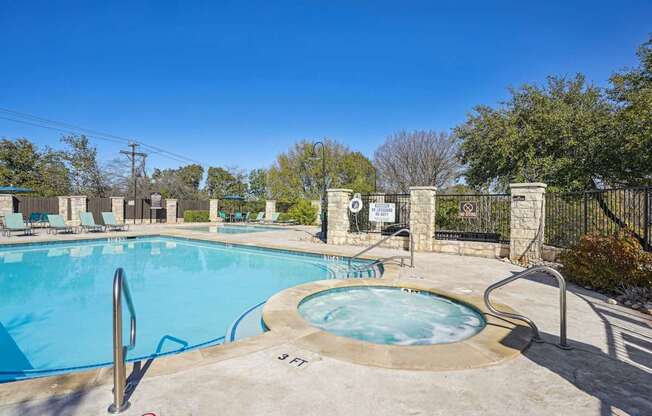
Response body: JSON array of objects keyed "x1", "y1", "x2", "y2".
[
  {"x1": 250, "y1": 212, "x2": 264, "y2": 223},
  {"x1": 3, "y1": 213, "x2": 34, "y2": 236},
  {"x1": 79, "y1": 212, "x2": 105, "y2": 232},
  {"x1": 102, "y1": 212, "x2": 128, "y2": 231},
  {"x1": 47, "y1": 214, "x2": 74, "y2": 234},
  {"x1": 234, "y1": 212, "x2": 244, "y2": 222}
]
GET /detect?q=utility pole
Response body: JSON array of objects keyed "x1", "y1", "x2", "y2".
[{"x1": 120, "y1": 143, "x2": 147, "y2": 223}]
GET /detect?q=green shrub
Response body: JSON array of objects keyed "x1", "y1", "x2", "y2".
[
  {"x1": 560, "y1": 231, "x2": 652, "y2": 293},
  {"x1": 277, "y1": 212, "x2": 294, "y2": 222},
  {"x1": 287, "y1": 200, "x2": 318, "y2": 225},
  {"x1": 183, "y1": 210, "x2": 210, "y2": 223}
]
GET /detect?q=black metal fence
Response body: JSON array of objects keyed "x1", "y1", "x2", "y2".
[
  {"x1": 15, "y1": 196, "x2": 59, "y2": 219},
  {"x1": 545, "y1": 187, "x2": 651, "y2": 250},
  {"x1": 349, "y1": 193, "x2": 410, "y2": 234},
  {"x1": 434, "y1": 194, "x2": 511, "y2": 243}
]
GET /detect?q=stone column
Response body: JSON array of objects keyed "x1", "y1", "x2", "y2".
[
  {"x1": 57, "y1": 196, "x2": 68, "y2": 219},
  {"x1": 110, "y1": 197, "x2": 125, "y2": 223},
  {"x1": 326, "y1": 189, "x2": 352, "y2": 245},
  {"x1": 265, "y1": 200, "x2": 276, "y2": 221},
  {"x1": 409, "y1": 186, "x2": 437, "y2": 251},
  {"x1": 209, "y1": 199, "x2": 219, "y2": 222},
  {"x1": 509, "y1": 183, "x2": 547, "y2": 266},
  {"x1": 68, "y1": 196, "x2": 87, "y2": 226},
  {"x1": 0, "y1": 195, "x2": 14, "y2": 221},
  {"x1": 166, "y1": 199, "x2": 177, "y2": 223},
  {"x1": 311, "y1": 200, "x2": 321, "y2": 225}
]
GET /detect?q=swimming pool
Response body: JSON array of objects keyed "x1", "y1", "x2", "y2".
[
  {"x1": 298, "y1": 286, "x2": 485, "y2": 345},
  {"x1": 181, "y1": 225, "x2": 282, "y2": 234},
  {"x1": 0, "y1": 237, "x2": 376, "y2": 382}
]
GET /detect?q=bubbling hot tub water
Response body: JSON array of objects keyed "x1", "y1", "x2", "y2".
[{"x1": 298, "y1": 286, "x2": 486, "y2": 345}]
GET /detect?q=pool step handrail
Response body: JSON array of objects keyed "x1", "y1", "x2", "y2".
[
  {"x1": 348, "y1": 228, "x2": 413, "y2": 269},
  {"x1": 483, "y1": 266, "x2": 571, "y2": 350},
  {"x1": 108, "y1": 268, "x2": 137, "y2": 414}
]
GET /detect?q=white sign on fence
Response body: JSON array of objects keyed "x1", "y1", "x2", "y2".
[{"x1": 369, "y1": 202, "x2": 396, "y2": 222}]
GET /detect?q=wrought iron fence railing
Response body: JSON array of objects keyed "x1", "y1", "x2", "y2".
[
  {"x1": 434, "y1": 194, "x2": 511, "y2": 244},
  {"x1": 349, "y1": 193, "x2": 410, "y2": 235},
  {"x1": 545, "y1": 186, "x2": 651, "y2": 251}
]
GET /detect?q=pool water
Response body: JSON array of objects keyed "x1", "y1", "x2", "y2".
[
  {"x1": 182, "y1": 225, "x2": 282, "y2": 234},
  {"x1": 0, "y1": 237, "x2": 375, "y2": 381},
  {"x1": 298, "y1": 286, "x2": 485, "y2": 345}
]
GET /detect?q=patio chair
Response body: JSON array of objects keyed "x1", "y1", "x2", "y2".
[
  {"x1": 3, "y1": 213, "x2": 35, "y2": 236},
  {"x1": 28, "y1": 212, "x2": 48, "y2": 227},
  {"x1": 243, "y1": 212, "x2": 251, "y2": 222},
  {"x1": 250, "y1": 212, "x2": 264, "y2": 223},
  {"x1": 101, "y1": 212, "x2": 129, "y2": 232},
  {"x1": 218, "y1": 211, "x2": 229, "y2": 222},
  {"x1": 234, "y1": 212, "x2": 244, "y2": 222},
  {"x1": 47, "y1": 214, "x2": 74, "y2": 234},
  {"x1": 265, "y1": 212, "x2": 281, "y2": 224},
  {"x1": 79, "y1": 212, "x2": 105, "y2": 233}
]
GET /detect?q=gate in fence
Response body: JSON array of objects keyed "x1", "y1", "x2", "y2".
[
  {"x1": 348, "y1": 193, "x2": 410, "y2": 235},
  {"x1": 124, "y1": 198, "x2": 167, "y2": 223}
]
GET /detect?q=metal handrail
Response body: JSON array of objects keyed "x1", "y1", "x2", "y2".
[
  {"x1": 348, "y1": 228, "x2": 414, "y2": 268},
  {"x1": 483, "y1": 266, "x2": 571, "y2": 350},
  {"x1": 108, "y1": 268, "x2": 137, "y2": 414}
]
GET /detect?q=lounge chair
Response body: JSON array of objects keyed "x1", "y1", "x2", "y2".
[
  {"x1": 250, "y1": 212, "x2": 264, "y2": 223},
  {"x1": 28, "y1": 212, "x2": 48, "y2": 227},
  {"x1": 102, "y1": 212, "x2": 129, "y2": 231},
  {"x1": 79, "y1": 212, "x2": 105, "y2": 232},
  {"x1": 3, "y1": 213, "x2": 34, "y2": 236},
  {"x1": 233, "y1": 212, "x2": 244, "y2": 222},
  {"x1": 47, "y1": 214, "x2": 74, "y2": 234},
  {"x1": 218, "y1": 211, "x2": 228, "y2": 222}
]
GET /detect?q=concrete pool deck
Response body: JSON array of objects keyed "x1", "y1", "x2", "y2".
[{"x1": 0, "y1": 223, "x2": 651, "y2": 415}]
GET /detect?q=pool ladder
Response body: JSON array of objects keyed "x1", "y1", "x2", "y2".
[
  {"x1": 348, "y1": 228, "x2": 414, "y2": 271},
  {"x1": 483, "y1": 266, "x2": 571, "y2": 350},
  {"x1": 108, "y1": 268, "x2": 137, "y2": 413}
]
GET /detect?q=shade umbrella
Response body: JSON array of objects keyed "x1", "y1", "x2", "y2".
[{"x1": 0, "y1": 186, "x2": 33, "y2": 194}]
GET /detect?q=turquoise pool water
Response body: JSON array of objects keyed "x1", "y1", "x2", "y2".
[
  {"x1": 0, "y1": 237, "x2": 375, "y2": 382},
  {"x1": 298, "y1": 287, "x2": 485, "y2": 345},
  {"x1": 181, "y1": 225, "x2": 282, "y2": 234}
]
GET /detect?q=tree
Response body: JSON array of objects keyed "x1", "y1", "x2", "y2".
[
  {"x1": 151, "y1": 164, "x2": 205, "y2": 200},
  {"x1": 61, "y1": 134, "x2": 107, "y2": 196},
  {"x1": 177, "y1": 164, "x2": 204, "y2": 191},
  {"x1": 608, "y1": 35, "x2": 652, "y2": 186},
  {"x1": 374, "y1": 130, "x2": 460, "y2": 193},
  {"x1": 455, "y1": 75, "x2": 616, "y2": 191},
  {"x1": 0, "y1": 138, "x2": 71, "y2": 196},
  {"x1": 247, "y1": 168, "x2": 267, "y2": 200},
  {"x1": 205, "y1": 166, "x2": 246, "y2": 198},
  {"x1": 266, "y1": 139, "x2": 374, "y2": 201}
]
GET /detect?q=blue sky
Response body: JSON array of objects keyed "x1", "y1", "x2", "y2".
[{"x1": 1, "y1": 1, "x2": 651, "y2": 172}]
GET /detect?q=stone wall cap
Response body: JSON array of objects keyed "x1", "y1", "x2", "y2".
[
  {"x1": 409, "y1": 186, "x2": 438, "y2": 191},
  {"x1": 68, "y1": 195, "x2": 88, "y2": 198},
  {"x1": 166, "y1": 198, "x2": 178, "y2": 202},
  {"x1": 509, "y1": 183, "x2": 547, "y2": 189},
  {"x1": 327, "y1": 188, "x2": 353, "y2": 193},
  {"x1": 110, "y1": 196, "x2": 125, "y2": 199}
]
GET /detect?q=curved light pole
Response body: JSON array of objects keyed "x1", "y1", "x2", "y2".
[{"x1": 311, "y1": 141, "x2": 327, "y2": 240}]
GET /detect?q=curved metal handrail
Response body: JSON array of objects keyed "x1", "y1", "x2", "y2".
[
  {"x1": 348, "y1": 228, "x2": 414, "y2": 268},
  {"x1": 484, "y1": 266, "x2": 571, "y2": 350},
  {"x1": 109, "y1": 268, "x2": 137, "y2": 414}
]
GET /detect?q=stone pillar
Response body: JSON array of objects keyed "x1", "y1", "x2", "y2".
[
  {"x1": 110, "y1": 197, "x2": 125, "y2": 223},
  {"x1": 311, "y1": 200, "x2": 321, "y2": 225},
  {"x1": 57, "y1": 196, "x2": 68, "y2": 219},
  {"x1": 0, "y1": 195, "x2": 14, "y2": 221},
  {"x1": 509, "y1": 183, "x2": 547, "y2": 266},
  {"x1": 166, "y1": 199, "x2": 177, "y2": 223},
  {"x1": 209, "y1": 199, "x2": 219, "y2": 222},
  {"x1": 68, "y1": 196, "x2": 87, "y2": 226},
  {"x1": 265, "y1": 200, "x2": 276, "y2": 221},
  {"x1": 409, "y1": 186, "x2": 437, "y2": 251},
  {"x1": 326, "y1": 189, "x2": 352, "y2": 245}
]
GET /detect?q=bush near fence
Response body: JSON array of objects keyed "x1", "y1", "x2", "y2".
[{"x1": 183, "y1": 210, "x2": 210, "y2": 222}]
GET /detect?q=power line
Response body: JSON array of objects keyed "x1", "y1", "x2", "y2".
[{"x1": 0, "y1": 108, "x2": 204, "y2": 166}]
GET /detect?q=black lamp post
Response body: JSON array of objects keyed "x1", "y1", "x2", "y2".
[{"x1": 311, "y1": 141, "x2": 327, "y2": 239}]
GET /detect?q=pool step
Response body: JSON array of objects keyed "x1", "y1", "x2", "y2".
[{"x1": 225, "y1": 301, "x2": 266, "y2": 343}]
